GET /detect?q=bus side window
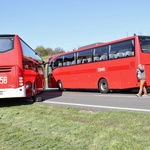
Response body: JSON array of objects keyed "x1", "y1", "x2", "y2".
[
  {"x1": 109, "y1": 52, "x2": 116, "y2": 59},
  {"x1": 110, "y1": 39, "x2": 135, "y2": 59},
  {"x1": 67, "y1": 61, "x2": 71, "y2": 66},
  {"x1": 94, "y1": 46, "x2": 108, "y2": 61},
  {"x1": 124, "y1": 50, "x2": 133, "y2": 57},
  {"x1": 72, "y1": 60, "x2": 75, "y2": 65},
  {"x1": 63, "y1": 62, "x2": 67, "y2": 66},
  {"x1": 52, "y1": 56, "x2": 63, "y2": 69},
  {"x1": 94, "y1": 56, "x2": 100, "y2": 61},
  {"x1": 77, "y1": 59, "x2": 81, "y2": 64},
  {"x1": 77, "y1": 49, "x2": 92, "y2": 64},
  {"x1": 87, "y1": 57, "x2": 92, "y2": 62},
  {"x1": 64, "y1": 53, "x2": 75, "y2": 66},
  {"x1": 82, "y1": 57, "x2": 87, "y2": 63},
  {"x1": 100, "y1": 54, "x2": 108, "y2": 60},
  {"x1": 116, "y1": 51, "x2": 125, "y2": 58},
  {"x1": 58, "y1": 62, "x2": 62, "y2": 67}
]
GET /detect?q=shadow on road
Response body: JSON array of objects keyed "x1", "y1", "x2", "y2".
[
  {"x1": 38, "y1": 88, "x2": 62, "y2": 101},
  {"x1": 0, "y1": 98, "x2": 33, "y2": 107},
  {"x1": 0, "y1": 89, "x2": 62, "y2": 107}
]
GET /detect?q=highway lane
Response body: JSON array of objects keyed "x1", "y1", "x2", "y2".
[{"x1": 40, "y1": 88, "x2": 150, "y2": 113}]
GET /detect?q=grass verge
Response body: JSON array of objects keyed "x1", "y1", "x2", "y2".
[{"x1": 0, "y1": 103, "x2": 150, "y2": 150}]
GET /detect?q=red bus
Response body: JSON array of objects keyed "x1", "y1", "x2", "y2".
[
  {"x1": 47, "y1": 35, "x2": 150, "y2": 93},
  {"x1": 0, "y1": 34, "x2": 44, "y2": 101}
]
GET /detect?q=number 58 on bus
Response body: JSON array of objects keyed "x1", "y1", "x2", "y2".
[{"x1": 0, "y1": 76, "x2": 7, "y2": 84}]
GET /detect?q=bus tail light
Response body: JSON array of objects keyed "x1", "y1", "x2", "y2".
[
  {"x1": 18, "y1": 68, "x2": 24, "y2": 87},
  {"x1": 19, "y1": 77, "x2": 23, "y2": 86}
]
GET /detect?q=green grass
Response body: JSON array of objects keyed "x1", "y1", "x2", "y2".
[{"x1": 0, "y1": 102, "x2": 150, "y2": 150}]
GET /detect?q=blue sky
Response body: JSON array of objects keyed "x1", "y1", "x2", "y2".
[{"x1": 1, "y1": 0, "x2": 150, "y2": 51}]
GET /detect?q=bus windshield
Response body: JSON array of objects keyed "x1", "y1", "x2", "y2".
[
  {"x1": 0, "y1": 37, "x2": 14, "y2": 52},
  {"x1": 139, "y1": 36, "x2": 150, "y2": 53}
]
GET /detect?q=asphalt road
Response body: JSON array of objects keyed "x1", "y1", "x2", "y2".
[
  {"x1": 0, "y1": 88, "x2": 150, "y2": 113},
  {"x1": 40, "y1": 88, "x2": 150, "y2": 113}
]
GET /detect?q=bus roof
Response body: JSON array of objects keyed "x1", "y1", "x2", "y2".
[
  {"x1": 78, "y1": 42, "x2": 104, "y2": 50},
  {"x1": 48, "y1": 35, "x2": 140, "y2": 62},
  {"x1": 0, "y1": 34, "x2": 16, "y2": 37}
]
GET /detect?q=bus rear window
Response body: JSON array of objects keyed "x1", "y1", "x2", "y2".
[
  {"x1": 0, "y1": 37, "x2": 14, "y2": 53},
  {"x1": 139, "y1": 36, "x2": 150, "y2": 53}
]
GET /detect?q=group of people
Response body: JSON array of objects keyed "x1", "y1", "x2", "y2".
[{"x1": 136, "y1": 64, "x2": 148, "y2": 97}]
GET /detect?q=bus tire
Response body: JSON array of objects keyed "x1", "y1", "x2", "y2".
[
  {"x1": 41, "y1": 80, "x2": 45, "y2": 92},
  {"x1": 98, "y1": 79, "x2": 109, "y2": 93},
  {"x1": 57, "y1": 80, "x2": 64, "y2": 91},
  {"x1": 32, "y1": 82, "x2": 36, "y2": 102},
  {"x1": 35, "y1": 96, "x2": 43, "y2": 102}
]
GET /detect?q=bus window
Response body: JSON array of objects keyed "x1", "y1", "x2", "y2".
[
  {"x1": 94, "y1": 46, "x2": 108, "y2": 61},
  {"x1": 77, "y1": 49, "x2": 92, "y2": 64},
  {"x1": 52, "y1": 56, "x2": 63, "y2": 69},
  {"x1": 139, "y1": 36, "x2": 150, "y2": 53},
  {"x1": 0, "y1": 37, "x2": 14, "y2": 52},
  {"x1": 109, "y1": 39, "x2": 135, "y2": 59},
  {"x1": 64, "y1": 53, "x2": 75, "y2": 66},
  {"x1": 20, "y1": 39, "x2": 43, "y2": 64}
]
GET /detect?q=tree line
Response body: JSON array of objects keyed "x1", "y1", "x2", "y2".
[{"x1": 34, "y1": 46, "x2": 65, "y2": 57}]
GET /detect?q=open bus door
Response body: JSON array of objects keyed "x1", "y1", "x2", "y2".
[{"x1": 47, "y1": 62, "x2": 58, "y2": 88}]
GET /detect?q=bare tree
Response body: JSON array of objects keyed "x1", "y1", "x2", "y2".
[{"x1": 53, "y1": 47, "x2": 65, "y2": 54}]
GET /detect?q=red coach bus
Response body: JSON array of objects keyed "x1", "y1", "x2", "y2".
[
  {"x1": 0, "y1": 34, "x2": 44, "y2": 101},
  {"x1": 47, "y1": 35, "x2": 150, "y2": 93}
]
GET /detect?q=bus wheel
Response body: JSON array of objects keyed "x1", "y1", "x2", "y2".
[
  {"x1": 42, "y1": 80, "x2": 45, "y2": 91},
  {"x1": 32, "y1": 95, "x2": 43, "y2": 102},
  {"x1": 98, "y1": 79, "x2": 109, "y2": 93},
  {"x1": 32, "y1": 83, "x2": 36, "y2": 102},
  {"x1": 32, "y1": 83, "x2": 43, "y2": 102},
  {"x1": 57, "y1": 80, "x2": 64, "y2": 91}
]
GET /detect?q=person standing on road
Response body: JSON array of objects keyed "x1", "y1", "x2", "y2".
[{"x1": 136, "y1": 64, "x2": 148, "y2": 97}]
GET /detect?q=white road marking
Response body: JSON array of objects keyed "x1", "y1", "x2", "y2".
[
  {"x1": 94, "y1": 94, "x2": 150, "y2": 98},
  {"x1": 43, "y1": 101, "x2": 150, "y2": 112}
]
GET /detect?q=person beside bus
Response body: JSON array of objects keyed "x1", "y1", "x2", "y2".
[{"x1": 136, "y1": 64, "x2": 148, "y2": 97}]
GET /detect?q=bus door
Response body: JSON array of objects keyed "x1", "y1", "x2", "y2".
[
  {"x1": 47, "y1": 64, "x2": 53, "y2": 88},
  {"x1": 47, "y1": 63, "x2": 58, "y2": 88}
]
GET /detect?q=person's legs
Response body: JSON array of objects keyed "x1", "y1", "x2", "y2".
[
  {"x1": 138, "y1": 80, "x2": 147, "y2": 94},
  {"x1": 138, "y1": 80, "x2": 143, "y2": 95},
  {"x1": 137, "y1": 80, "x2": 146, "y2": 96},
  {"x1": 143, "y1": 87, "x2": 147, "y2": 95},
  {"x1": 142, "y1": 80, "x2": 147, "y2": 95}
]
